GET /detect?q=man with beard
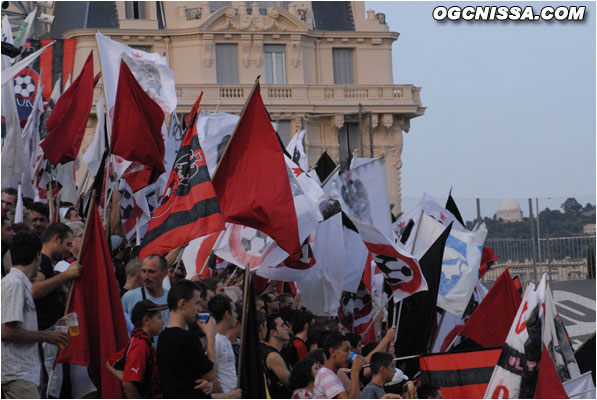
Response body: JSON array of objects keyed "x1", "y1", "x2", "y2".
[{"x1": 122, "y1": 254, "x2": 170, "y2": 343}]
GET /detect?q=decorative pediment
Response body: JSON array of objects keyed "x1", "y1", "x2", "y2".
[{"x1": 200, "y1": 6, "x2": 309, "y2": 32}]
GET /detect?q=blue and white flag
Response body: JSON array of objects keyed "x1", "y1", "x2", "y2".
[
  {"x1": 437, "y1": 224, "x2": 487, "y2": 315},
  {"x1": 411, "y1": 211, "x2": 487, "y2": 315}
]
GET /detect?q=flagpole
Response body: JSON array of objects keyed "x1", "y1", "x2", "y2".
[
  {"x1": 48, "y1": 182, "x2": 55, "y2": 222},
  {"x1": 94, "y1": 39, "x2": 115, "y2": 225},
  {"x1": 46, "y1": 191, "x2": 97, "y2": 398},
  {"x1": 429, "y1": 309, "x2": 446, "y2": 352},
  {"x1": 394, "y1": 300, "x2": 402, "y2": 343},
  {"x1": 320, "y1": 164, "x2": 341, "y2": 187},
  {"x1": 237, "y1": 264, "x2": 252, "y2": 389}
]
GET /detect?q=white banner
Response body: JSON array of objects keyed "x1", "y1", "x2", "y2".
[
  {"x1": 329, "y1": 158, "x2": 394, "y2": 240},
  {"x1": 96, "y1": 32, "x2": 177, "y2": 117}
]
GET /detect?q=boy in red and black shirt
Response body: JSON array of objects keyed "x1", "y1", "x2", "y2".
[{"x1": 107, "y1": 300, "x2": 166, "y2": 398}]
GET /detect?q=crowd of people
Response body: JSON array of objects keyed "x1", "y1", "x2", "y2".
[{"x1": 1, "y1": 187, "x2": 443, "y2": 399}]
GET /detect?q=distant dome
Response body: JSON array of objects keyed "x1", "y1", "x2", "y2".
[{"x1": 496, "y1": 198, "x2": 523, "y2": 222}]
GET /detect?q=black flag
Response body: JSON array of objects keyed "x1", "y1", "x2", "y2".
[
  {"x1": 395, "y1": 223, "x2": 452, "y2": 366},
  {"x1": 238, "y1": 271, "x2": 267, "y2": 398},
  {"x1": 445, "y1": 191, "x2": 465, "y2": 226},
  {"x1": 314, "y1": 151, "x2": 337, "y2": 183}
]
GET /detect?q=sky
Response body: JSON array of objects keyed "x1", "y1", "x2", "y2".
[{"x1": 367, "y1": 1, "x2": 596, "y2": 221}]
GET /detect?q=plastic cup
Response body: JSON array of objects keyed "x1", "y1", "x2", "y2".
[
  {"x1": 54, "y1": 325, "x2": 68, "y2": 348},
  {"x1": 65, "y1": 312, "x2": 79, "y2": 337},
  {"x1": 197, "y1": 312, "x2": 210, "y2": 323},
  {"x1": 348, "y1": 351, "x2": 357, "y2": 364}
]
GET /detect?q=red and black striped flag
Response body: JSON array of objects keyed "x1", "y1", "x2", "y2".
[
  {"x1": 419, "y1": 348, "x2": 502, "y2": 399},
  {"x1": 23, "y1": 39, "x2": 77, "y2": 101},
  {"x1": 139, "y1": 109, "x2": 225, "y2": 259}
]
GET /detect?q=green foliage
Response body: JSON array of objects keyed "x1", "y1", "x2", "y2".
[{"x1": 464, "y1": 198, "x2": 595, "y2": 239}]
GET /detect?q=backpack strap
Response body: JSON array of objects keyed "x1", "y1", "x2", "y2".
[{"x1": 141, "y1": 286, "x2": 147, "y2": 301}]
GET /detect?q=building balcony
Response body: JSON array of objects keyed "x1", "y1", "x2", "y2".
[
  {"x1": 92, "y1": 83, "x2": 425, "y2": 119},
  {"x1": 175, "y1": 84, "x2": 425, "y2": 118}
]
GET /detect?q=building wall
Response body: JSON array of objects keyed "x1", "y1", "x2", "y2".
[{"x1": 59, "y1": 1, "x2": 424, "y2": 214}]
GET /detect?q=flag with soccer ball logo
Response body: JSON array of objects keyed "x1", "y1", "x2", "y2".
[{"x1": 350, "y1": 218, "x2": 427, "y2": 302}]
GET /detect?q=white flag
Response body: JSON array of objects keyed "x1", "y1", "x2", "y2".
[
  {"x1": 96, "y1": 32, "x2": 177, "y2": 116},
  {"x1": 395, "y1": 193, "x2": 467, "y2": 254},
  {"x1": 341, "y1": 223, "x2": 369, "y2": 292},
  {"x1": 563, "y1": 372, "x2": 596, "y2": 399},
  {"x1": 1, "y1": 57, "x2": 28, "y2": 180},
  {"x1": 82, "y1": 98, "x2": 106, "y2": 177},
  {"x1": 286, "y1": 130, "x2": 308, "y2": 172},
  {"x1": 195, "y1": 112, "x2": 238, "y2": 178},
  {"x1": 329, "y1": 158, "x2": 394, "y2": 240},
  {"x1": 1, "y1": 41, "x2": 53, "y2": 87},
  {"x1": 437, "y1": 223, "x2": 487, "y2": 315},
  {"x1": 351, "y1": 218, "x2": 427, "y2": 302},
  {"x1": 544, "y1": 283, "x2": 581, "y2": 380},
  {"x1": 214, "y1": 223, "x2": 289, "y2": 270},
  {"x1": 14, "y1": 182, "x2": 23, "y2": 223},
  {"x1": 182, "y1": 232, "x2": 222, "y2": 279},
  {"x1": 12, "y1": 7, "x2": 37, "y2": 48},
  {"x1": 296, "y1": 213, "x2": 345, "y2": 316},
  {"x1": 485, "y1": 275, "x2": 547, "y2": 399}
]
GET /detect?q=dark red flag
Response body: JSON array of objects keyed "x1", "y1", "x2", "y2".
[
  {"x1": 460, "y1": 269, "x2": 522, "y2": 348},
  {"x1": 212, "y1": 83, "x2": 301, "y2": 259},
  {"x1": 479, "y1": 247, "x2": 498, "y2": 278},
  {"x1": 41, "y1": 52, "x2": 94, "y2": 165},
  {"x1": 139, "y1": 112, "x2": 224, "y2": 259},
  {"x1": 534, "y1": 345, "x2": 568, "y2": 399},
  {"x1": 420, "y1": 348, "x2": 502, "y2": 399},
  {"x1": 111, "y1": 61, "x2": 165, "y2": 185},
  {"x1": 56, "y1": 202, "x2": 129, "y2": 398}
]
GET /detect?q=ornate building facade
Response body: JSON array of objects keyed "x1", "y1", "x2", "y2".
[{"x1": 40, "y1": 1, "x2": 425, "y2": 213}]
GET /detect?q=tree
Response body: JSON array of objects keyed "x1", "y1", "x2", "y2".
[{"x1": 561, "y1": 198, "x2": 582, "y2": 215}]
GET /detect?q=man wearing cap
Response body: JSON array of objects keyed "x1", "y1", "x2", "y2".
[
  {"x1": 107, "y1": 300, "x2": 166, "y2": 398},
  {"x1": 122, "y1": 255, "x2": 170, "y2": 343}
]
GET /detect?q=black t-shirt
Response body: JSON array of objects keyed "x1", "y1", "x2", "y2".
[
  {"x1": 263, "y1": 345, "x2": 292, "y2": 399},
  {"x1": 157, "y1": 327, "x2": 214, "y2": 399},
  {"x1": 35, "y1": 254, "x2": 66, "y2": 330}
]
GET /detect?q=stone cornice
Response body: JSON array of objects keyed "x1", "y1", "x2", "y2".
[{"x1": 62, "y1": 27, "x2": 399, "y2": 44}]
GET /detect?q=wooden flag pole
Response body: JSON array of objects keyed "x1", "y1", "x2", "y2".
[
  {"x1": 394, "y1": 300, "x2": 402, "y2": 343},
  {"x1": 428, "y1": 309, "x2": 446, "y2": 352},
  {"x1": 237, "y1": 265, "x2": 252, "y2": 389},
  {"x1": 48, "y1": 182, "x2": 55, "y2": 222},
  {"x1": 46, "y1": 191, "x2": 96, "y2": 398}
]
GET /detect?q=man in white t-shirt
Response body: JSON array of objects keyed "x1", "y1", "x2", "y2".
[
  {"x1": 313, "y1": 333, "x2": 364, "y2": 399},
  {"x1": 208, "y1": 294, "x2": 239, "y2": 393}
]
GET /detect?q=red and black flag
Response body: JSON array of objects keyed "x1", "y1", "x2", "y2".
[
  {"x1": 139, "y1": 110, "x2": 225, "y2": 259},
  {"x1": 419, "y1": 348, "x2": 502, "y2": 399},
  {"x1": 22, "y1": 39, "x2": 77, "y2": 101},
  {"x1": 479, "y1": 246, "x2": 498, "y2": 278}
]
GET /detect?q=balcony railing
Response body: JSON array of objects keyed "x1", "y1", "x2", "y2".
[{"x1": 175, "y1": 84, "x2": 423, "y2": 113}]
